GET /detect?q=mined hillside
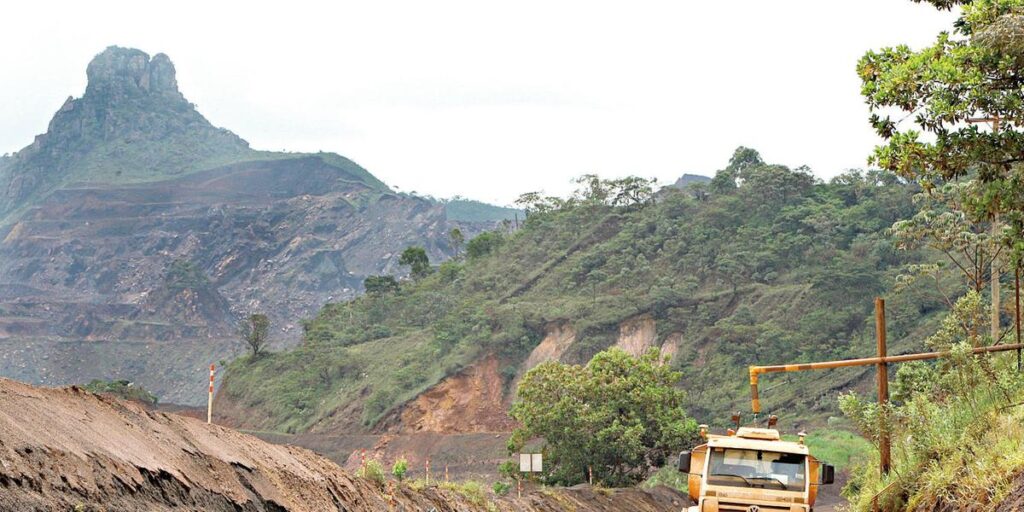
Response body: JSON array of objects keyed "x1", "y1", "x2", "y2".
[
  {"x1": 0, "y1": 46, "x2": 513, "y2": 404},
  {"x1": 217, "y1": 149, "x2": 947, "y2": 439},
  {"x1": 0, "y1": 378, "x2": 687, "y2": 511}
]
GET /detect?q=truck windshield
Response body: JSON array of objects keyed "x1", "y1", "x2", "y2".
[{"x1": 707, "y1": 448, "x2": 806, "y2": 491}]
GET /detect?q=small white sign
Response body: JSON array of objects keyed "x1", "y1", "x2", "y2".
[{"x1": 519, "y1": 453, "x2": 543, "y2": 472}]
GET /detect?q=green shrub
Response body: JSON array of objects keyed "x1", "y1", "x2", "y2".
[
  {"x1": 466, "y1": 231, "x2": 505, "y2": 259},
  {"x1": 356, "y1": 459, "x2": 386, "y2": 489},
  {"x1": 492, "y1": 481, "x2": 511, "y2": 496},
  {"x1": 508, "y1": 348, "x2": 699, "y2": 487},
  {"x1": 438, "y1": 260, "x2": 463, "y2": 283},
  {"x1": 392, "y1": 457, "x2": 408, "y2": 482},
  {"x1": 364, "y1": 275, "x2": 399, "y2": 295},
  {"x1": 439, "y1": 480, "x2": 488, "y2": 506},
  {"x1": 82, "y1": 379, "x2": 158, "y2": 404}
]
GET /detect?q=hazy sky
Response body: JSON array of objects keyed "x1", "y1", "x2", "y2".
[{"x1": 2, "y1": 1, "x2": 956, "y2": 205}]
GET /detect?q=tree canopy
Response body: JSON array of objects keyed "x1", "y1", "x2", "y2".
[
  {"x1": 398, "y1": 246, "x2": 431, "y2": 279},
  {"x1": 508, "y1": 348, "x2": 699, "y2": 487},
  {"x1": 363, "y1": 275, "x2": 399, "y2": 295},
  {"x1": 240, "y1": 313, "x2": 270, "y2": 357},
  {"x1": 860, "y1": 0, "x2": 1024, "y2": 185}
]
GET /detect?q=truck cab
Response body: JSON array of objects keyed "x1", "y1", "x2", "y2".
[{"x1": 678, "y1": 426, "x2": 834, "y2": 512}]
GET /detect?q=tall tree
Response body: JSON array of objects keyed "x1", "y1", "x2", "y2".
[
  {"x1": 448, "y1": 228, "x2": 464, "y2": 259},
  {"x1": 859, "y1": 0, "x2": 1024, "y2": 338},
  {"x1": 240, "y1": 313, "x2": 270, "y2": 357},
  {"x1": 399, "y1": 246, "x2": 431, "y2": 279}
]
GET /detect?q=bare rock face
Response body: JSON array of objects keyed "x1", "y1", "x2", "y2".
[
  {"x1": 615, "y1": 314, "x2": 658, "y2": 357},
  {"x1": 85, "y1": 47, "x2": 184, "y2": 101},
  {"x1": 521, "y1": 321, "x2": 577, "y2": 371}
]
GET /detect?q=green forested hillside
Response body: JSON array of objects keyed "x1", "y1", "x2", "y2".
[
  {"x1": 443, "y1": 198, "x2": 521, "y2": 223},
  {"x1": 219, "y1": 148, "x2": 947, "y2": 433}
]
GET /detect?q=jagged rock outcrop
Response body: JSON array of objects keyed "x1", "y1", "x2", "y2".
[
  {"x1": 0, "y1": 47, "x2": 505, "y2": 404},
  {"x1": 2, "y1": 47, "x2": 250, "y2": 216}
]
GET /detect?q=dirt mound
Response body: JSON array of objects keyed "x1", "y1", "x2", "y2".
[{"x1": 0, "y1": 378, "x2": 687, "y2": 511}]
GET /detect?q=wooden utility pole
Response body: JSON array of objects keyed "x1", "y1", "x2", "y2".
[
  {"x1": 875, "y1": 298, "x2": 891, "y2": 474},
  {"x1": 748, "y1": 297, "x2": 1024, "y2": 477},
  {"x1": 1017, "y1": 265, "x2": 1022, "y2": 372},
  {"x1": 993, "y1": 211, "x2": 1002, "y2": 343}
]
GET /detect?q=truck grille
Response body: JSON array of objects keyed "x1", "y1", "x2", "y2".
[{"x1": 717, "y1": 502, "x2": 796, "y2": 512}]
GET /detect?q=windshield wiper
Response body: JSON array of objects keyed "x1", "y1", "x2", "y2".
[
  {"x1": 710, "y1": 473, "x2": 753, "y2": 486},
  {"x1": 749, "y1": 476, "x2": 788, "y2": 490}
]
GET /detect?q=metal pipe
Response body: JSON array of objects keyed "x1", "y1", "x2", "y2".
[{"x1": 748, "y1": 342, "x2": 1024, "y2": 412}]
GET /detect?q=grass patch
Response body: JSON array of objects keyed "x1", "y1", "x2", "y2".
[{"x1": 784, "y1": 428, "x2": 872, "y2": 470}]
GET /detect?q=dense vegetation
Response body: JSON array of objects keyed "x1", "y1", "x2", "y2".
[
  {"x1": 219, "y1": 147, "x2": 943, "y2": 434},
  {"x1": 443, "y1": 197, "x2": 521, "y2": 223}
]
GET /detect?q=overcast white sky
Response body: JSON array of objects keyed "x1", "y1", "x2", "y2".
[{"x1": 1, "y1": 1, "x2": 956, "y2": 205}]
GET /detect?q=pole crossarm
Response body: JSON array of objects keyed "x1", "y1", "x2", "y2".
[{"x1": 748, "y1": 342, "x2": 1024, "y2": 414}]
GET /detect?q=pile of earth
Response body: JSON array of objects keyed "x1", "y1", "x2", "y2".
[{"x1": 0, "y1": 377, "x2": 688, "y2": 511}]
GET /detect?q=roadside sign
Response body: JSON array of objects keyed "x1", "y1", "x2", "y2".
[{"x1": 519, "y1": 453, "x2": 543, "y2": 472}]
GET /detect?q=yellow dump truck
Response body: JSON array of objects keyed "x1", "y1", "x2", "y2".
[{"x1": 677, "y1": 425, "x2": 834, "y2": 512}]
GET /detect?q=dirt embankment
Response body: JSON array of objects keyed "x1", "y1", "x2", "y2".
[
  {"x1": 383, "y1": 354, "x2": 517, "y2": 434},
  {"x1": 0, "y1": 378, "x2": 687, "y2": 511}
]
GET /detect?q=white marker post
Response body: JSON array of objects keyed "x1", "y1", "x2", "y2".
[
  {"x1": 207, "y1": 364, "x2": 215, "y2": 424},
  {"x1": 519, "y1": 453, "x2": 543, "y2": 497}
]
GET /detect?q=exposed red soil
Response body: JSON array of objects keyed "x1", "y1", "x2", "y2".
[{"x1": 381, "y1": 354, "x2": 517, "y2": 434}]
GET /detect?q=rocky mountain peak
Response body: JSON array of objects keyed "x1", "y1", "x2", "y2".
[
  {"x1": 84, "y1": 47, "x2": 184, "y2": 104},
  {"x1": 0, "y1": 47, "x2": 252, "y2": 218}
]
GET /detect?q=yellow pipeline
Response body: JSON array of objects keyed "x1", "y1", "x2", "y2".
[{"x1": 748, "y1": 342, "x2": 1024, "y2": 414}]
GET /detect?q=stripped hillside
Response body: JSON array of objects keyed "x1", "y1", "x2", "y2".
[
  {"x1": 0, "y1": 46, "x2": 514, "y2": 404},
  {"x1": 217, "y1": 148, "x2": 947, "y2": 437}
]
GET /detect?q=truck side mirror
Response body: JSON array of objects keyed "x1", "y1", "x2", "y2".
[
  {"x1": 677, "y1": 451, "x2": 691, "y2": 473},
  {"x1": 820, "y1": 463, "x2": 835, "y2": 485}
]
